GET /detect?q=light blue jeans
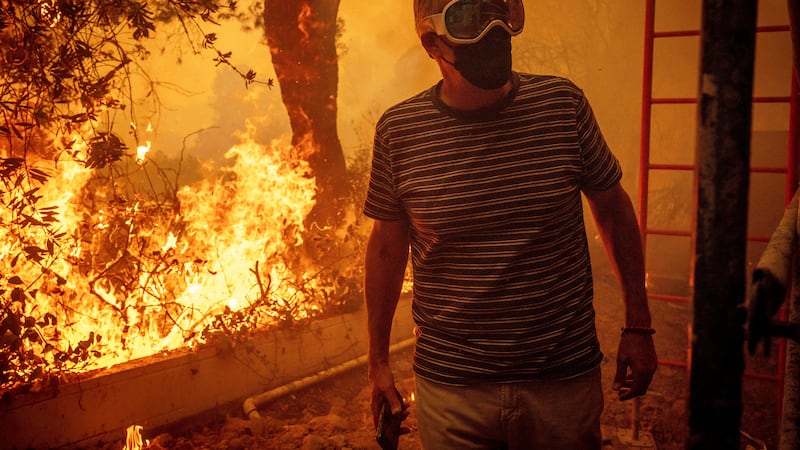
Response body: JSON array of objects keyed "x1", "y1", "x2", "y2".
[{"x1": 414, "y1": 367, "x2": 603, "y2": 450}]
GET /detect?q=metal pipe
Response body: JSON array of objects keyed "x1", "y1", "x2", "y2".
[{"x1": 242, "y1": 337, "x2": 415, "y2": 420}]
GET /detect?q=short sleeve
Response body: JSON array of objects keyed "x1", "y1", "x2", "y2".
[
  {"x1": 576, "y1": 93, "x2": 622, "y2": 191},
  {"x1": 363, "y1": 128, "x2": 405, "y2": 220}
]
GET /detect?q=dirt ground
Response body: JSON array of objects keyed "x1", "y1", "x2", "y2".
[{"x1": 103, "y1": 272, "x2": 782, "y2": 450}]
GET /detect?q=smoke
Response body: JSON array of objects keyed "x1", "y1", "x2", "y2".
[
  {"x1": 133, "y1": 2, "x2": 629, "y2": 168},
  {"x1": 132, "y1": 0, "x2": 789, "y2": 191},
  {"x1": 337, "y1": 2, "x2": 438, "y2": 157},
  {"x1": 126, "y1": 2, "x2": 436, "y2": 169}
]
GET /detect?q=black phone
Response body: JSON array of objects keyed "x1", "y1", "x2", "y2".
[{"x1": 376, "y1": 398, "x2": 401, "y2": 450}]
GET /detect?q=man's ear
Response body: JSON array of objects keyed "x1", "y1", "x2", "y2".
[{"x1": 420, "y1": 32, "x2": 439, "y2": 59}]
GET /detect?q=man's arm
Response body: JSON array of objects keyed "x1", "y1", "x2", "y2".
[
  {"x1": 364, "y1": 218, "x2": 410, "y2": 423},
  {"x1": 748, "y1": 189, "x2": 799, "y2": 355},
  {"x1": 584, "y1": 182, "x2": 658, "y2": 400},
  {"x1": 753, "y1": 189, "x2": 798, "y2": 291}
]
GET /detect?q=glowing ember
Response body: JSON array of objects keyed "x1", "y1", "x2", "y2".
[
  {"x1": 136, "y1": 142, "x2": 151, "y2": 165},
  {"x1": 298, "y1": 4, "x2": 313, "y2": 43},
  {"x1": 38, "y1": 0, "x2": 61, "y2": 28},
  {"x1": 132, "y1": 123, "x2": 153, "y2": 165}
]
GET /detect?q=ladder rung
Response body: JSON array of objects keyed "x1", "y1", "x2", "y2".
[
  {"x1": 753, "y1": 96, "x2": 792, "y2": 103},
  {"x1": 646, "y1": 228, "x2": 692, "y2": 237},
  {"x1": 751, "y1": 166, "x2": 788, "y2": 174},
  {"x1": 653, "y1": 30, "x2": 700, "y2": 38},
  {"x1": 645, "y1": 165, "x2": 787, "y2": 174},
  {"x1": 650, "y1": 96, "x2": 790, "y2": 104},
  {"x1": 648, "y1": 163, "x2": 695, "y2": 171},
  {"x1": 648, "y1": 293, "x2": 690, "y2": 304},
  {"x1": 652, "y1": 97, "x2": 696, "y2": 104},
  {"x1": 651, "y1": 25, "x2": 789, "y2": 39}
]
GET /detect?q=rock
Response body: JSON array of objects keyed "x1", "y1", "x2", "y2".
[
  {"x1": 308, "y1": 414, "x2": 348, "y2": 433},
  {"x1": 328, "y1": 397, "x2": 347, "y2": 416},
  {"x1": 280, "y1": 423, "x2": 309, "y2": 443},
  {"x1": 221, "y1": 416, "x2": 253, "y2": 438},
  {"x1": 148, "y1": 433, "x2": 173, "y2": 449},
  {"x1": 227, "y1": 436, "x2": 250, "y2": 449},
  {"x1": 330, "y1": 434, "x2": 348, "y2": 448},
  {"x1": 257, "y1": 415, "x2": 288, "y2": 435},
  {"x1": 248, "y1": 417, "x2": 265, "y2": 437},
  {"x1": 300, "y1": 433, "x2": 328, "y2": 450}
]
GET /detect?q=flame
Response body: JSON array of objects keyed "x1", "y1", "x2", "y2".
[
  {"x1": 3, "y1": 121, "x2": 321, "y2": 377},
  {"x1": 122, "y1": 425, "x2": 148, "y2": 450},
  {"x1": 297, "y1": 3, "x2": 313, "y2": 43},
  {"x1": 38, "y1": 0, "x2": 61, "y2": 28},
  {"x1": 132, "y1": 122, "x2": 153, "y2": 165},
  {"x1": 162, "y1": 232, "x2": 178, "y2": 253},
  {"x1": 136, "y1": 142, "x2": 151, "y2": 165}
]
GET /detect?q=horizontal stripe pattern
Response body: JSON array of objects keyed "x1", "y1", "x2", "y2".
[{"x1": 364, "y1": 73, "x2": 621, "y2": 385}]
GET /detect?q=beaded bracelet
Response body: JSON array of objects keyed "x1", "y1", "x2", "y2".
[{"x1": 621, "y1": 326, "x2": 656, "y2": 335}]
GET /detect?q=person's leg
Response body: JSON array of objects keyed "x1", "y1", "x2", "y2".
[
  {"x1": 506, "y1": 367, "x2": 604, "y2": 450},
  {"x1": 415, "y1": 376, "x2": 508, "y2": 450}
]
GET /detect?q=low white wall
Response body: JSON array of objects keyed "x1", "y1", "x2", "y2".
[{"x1": 0, "y1": 296, "x2": 414, "y2": 449}]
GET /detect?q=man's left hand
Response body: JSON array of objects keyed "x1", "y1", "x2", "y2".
[{"x1": 613, "y1": 332, "x2": 657, "y2": 400}]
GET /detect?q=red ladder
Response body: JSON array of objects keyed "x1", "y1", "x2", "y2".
[{"x1": 638, "y1": 0, "x2": 797, "y2": 445}]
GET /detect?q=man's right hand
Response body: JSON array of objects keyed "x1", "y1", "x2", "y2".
[
  {"x1": 747, "y1": 269, "x2": 787, "y2": 356},
  {"x1": 368, "y1": 362, "x2": 408, "y2": 428},
  {"x1": 368, "y1": 362, "x2": 409, "y2": 450}
]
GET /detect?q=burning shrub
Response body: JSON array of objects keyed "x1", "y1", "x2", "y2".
[
  {"x1": 1, "y1": 121, "x2": 373, "y2": 396},
  {"x1": 0, "y1": 0, "x2": 372, "y2": 397}
]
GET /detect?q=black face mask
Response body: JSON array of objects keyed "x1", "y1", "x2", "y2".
[{"x1": 444, "y1": 28, "x2": 513, "y2": 90}]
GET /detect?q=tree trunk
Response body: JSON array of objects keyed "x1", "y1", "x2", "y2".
[{"x1": 264, "y1": 0, "x2": 346, "y2": 229}]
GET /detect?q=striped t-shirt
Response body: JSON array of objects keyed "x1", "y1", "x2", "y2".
[{"x1": 363, "y1": 73, "x2": 622, "y2": 385}]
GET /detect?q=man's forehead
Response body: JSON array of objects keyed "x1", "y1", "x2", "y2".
[{"x1": 414, "y1": 0, "x2": 452, "y2": 22}]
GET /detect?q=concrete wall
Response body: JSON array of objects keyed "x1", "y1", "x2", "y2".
[{"x1": 0, "y1": 297, "x2": 414, "y2": 449}]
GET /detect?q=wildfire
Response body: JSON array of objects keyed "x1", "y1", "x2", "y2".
[
  {"x1": 136, "y1": 142, "x2": 151, "y2": 165},
  {"x1": 2, "y1": 122, "x2": 324, "y2": 385},
  {"x1": 132, "y1": 122, "x2": 152, "y2": 165},
  {"x1": 122, "y1": 425, "x2": 147, "y2": 450},
  {"x1": 38, "y1": 0, "x2": 61, "y2": 28}
]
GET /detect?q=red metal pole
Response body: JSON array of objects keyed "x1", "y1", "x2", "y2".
[
  {"x1": 788, "y1": 74, "x2": 799, "y2": 198},
  {"x1": 638, "y1": 0, "x2": 655, "y2": 252}
]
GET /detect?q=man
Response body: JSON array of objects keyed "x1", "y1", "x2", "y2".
[
  {"x1": 746, "y1": 4, "x2": 800, "y2": 449},
  {"x1": 363, "y1": 1, "x2": 658, "y2": 448},
  {"x1": 748, "y1": 189, "x2": 800, "y2": 450}
]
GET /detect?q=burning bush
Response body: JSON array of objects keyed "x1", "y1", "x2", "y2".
[
  {"x1": 0, "y1": 0, "x2": 372, "y2": 397},
  {"x1": 1, "y1": 119, "x2": 372, "y2": 396}
]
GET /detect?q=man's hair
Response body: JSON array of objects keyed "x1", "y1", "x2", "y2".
[{"x1": 414, "y1": 0, "x2": 450, "y2": 36}]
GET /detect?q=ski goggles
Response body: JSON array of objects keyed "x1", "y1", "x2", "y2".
[{"x1": 420, "y1": 0, "x2": 525, "y2": 44}]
